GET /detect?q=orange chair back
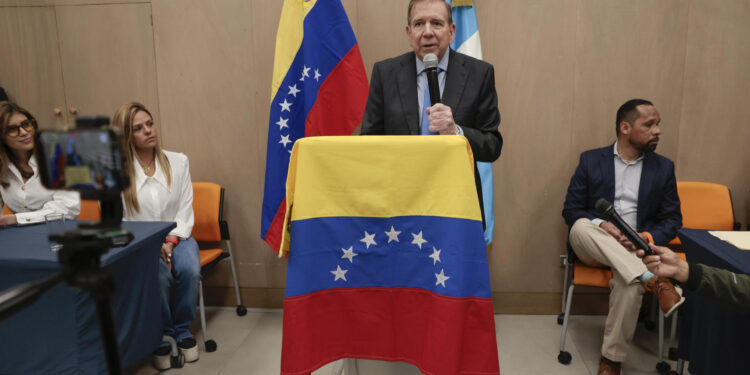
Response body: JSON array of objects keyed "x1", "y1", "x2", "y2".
[
  {"x1": 192, "y1": 182, "x2": 223, "y2": 242},
  {"x1": 669, "y1": 181, "x2": 735, "y2": 245},
  {"x1": 78, "y1": 200, "x2": 102, "y2": 220},
  {"x1": 2, "y1": 205, "x2": 10, "y2": 215},
  {"x1": 678, "y1": 182, "x2": 735, "y2": 230}
]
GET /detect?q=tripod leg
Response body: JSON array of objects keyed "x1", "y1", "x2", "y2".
[{"x1": 94, "y1": 294, "x2": 123, "y2": 375}]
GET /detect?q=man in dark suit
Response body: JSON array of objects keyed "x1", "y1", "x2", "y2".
[
  {"x1": 361, "y1": 0, "x2": 502, "y2": 218},
  {"x1": 562, "y1": 99, "x2": 683, "y2": 375}
]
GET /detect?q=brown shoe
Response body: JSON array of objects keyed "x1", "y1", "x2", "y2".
[
  {"x1": 647, "y1": 276, "x2": 685, "y2": 317},
  {"x1": 597, "y1": 356, "x2": 621, "y2": 375}
]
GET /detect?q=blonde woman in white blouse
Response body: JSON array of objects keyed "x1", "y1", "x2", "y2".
[
  {"x1": 112, "y1": 102, "x2": 200, "y2": 370},
  {"x1": 0, "y1": 102, "x2": 79, "y2": 226}
]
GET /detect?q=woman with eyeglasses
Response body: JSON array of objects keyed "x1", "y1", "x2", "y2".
[
  {"x1": 0, "y1": 101, "x2": 80, "y2": 226},
  {"x1": 112, "y1": 102, "x2": 200, "y2": 370}
]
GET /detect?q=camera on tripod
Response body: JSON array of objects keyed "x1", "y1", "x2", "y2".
[{"x1": 0, "y1": 116, "x2": 134, "y2": 375}]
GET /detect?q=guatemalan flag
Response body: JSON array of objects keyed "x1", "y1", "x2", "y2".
[
  {"x1": 261, "y1": 0, "x2": 369, "y2": 253},
  {"x1": 280, "y1": 136, "x2": 499, "y2": 374},
  {"x1": 448, "y1": 0, "x2": 496, "y2": 245}
]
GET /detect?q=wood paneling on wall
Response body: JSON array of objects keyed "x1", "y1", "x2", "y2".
[
  {"x1": 56, "y1": 3, "x2": 160, "y2": 124},
  {"x1": 1, "y1": 0, "x2": 748, "y2": 311},
  {"x1": 0, "y1": 6, "x2": 67, "y2": 128},
  {"x1": 677, "y1": 0, "x2": 750, "y2": 224},
  {"x1": 478, "y1": 0, "x2": 578, "y2": 292}
]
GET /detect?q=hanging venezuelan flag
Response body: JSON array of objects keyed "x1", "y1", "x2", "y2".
[
  {"x1": 280, "y1": 136, "x2": 499, "y2": 375},
  {"x1": 261, "y1": 0, "x2": 369, "y2": 253}
]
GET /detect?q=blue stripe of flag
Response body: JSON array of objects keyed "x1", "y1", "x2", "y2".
[{"x1": 286, "y1": 216, "x2": 491, "y2": 299}]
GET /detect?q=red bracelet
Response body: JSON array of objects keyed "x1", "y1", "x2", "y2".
[{"x1": 165, "y1": 237, "x2": 179, "y2": 247}]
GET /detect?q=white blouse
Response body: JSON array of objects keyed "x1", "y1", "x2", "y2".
[
  {"x1": 123, "y1": 150, "x2": 194, "y2": 239},
  {"x1": 0, "y1": 156, "x2": 81, "y2": 225}
]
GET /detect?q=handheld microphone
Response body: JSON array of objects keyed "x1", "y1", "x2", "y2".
[
  {"x1": 423, "y1": 53, "x2": 441, "y2": 105},
  {"x1": 595, "y1": 198, "x2": 654, "y2": 256}
]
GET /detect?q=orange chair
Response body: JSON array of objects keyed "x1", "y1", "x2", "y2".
[
  {"x1": 558, "y1": 242, "x2": 674, "y2": 372},
  {"x1": 192, "y1": 182, "x2": 245, "y2": 352},
  {"x1": 557, "y1": 246, "x2": 612, "y2": 365},
  {"x1": 4, "y1": 201, "x2": 100, "y2": 219},
  {"x1": 668, "y1": 181, "x2": 739, "y2": 246}
]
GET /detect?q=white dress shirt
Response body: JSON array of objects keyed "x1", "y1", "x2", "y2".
[
  {"x1": 0, "y1": 155, "x2": 81, "y2": 225},
  {"x1": 123, "y1": 150, "x2": 194, "y2": 239},
  {"x1": 592, "y1": 142, "x2": 643, "y2": 230}
]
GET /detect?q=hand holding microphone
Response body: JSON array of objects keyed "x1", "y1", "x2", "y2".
[
  {"x1": 422, "y1": 54, "x2": 458, "y2": 135},
  {"x1": 595, "y1": 198, "x2": 654, "y2": 256}
]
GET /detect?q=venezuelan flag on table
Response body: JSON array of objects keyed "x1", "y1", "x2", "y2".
[
  {"x1": 261, "y1": 0, "x2": 368, "y2": 253},
  {"x1": 281, "y1": 136, "x2": 499, "y2": 375}
]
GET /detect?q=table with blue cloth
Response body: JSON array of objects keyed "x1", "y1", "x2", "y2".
[
  {"x1": 0, "y1": 221, "x2": 175, "y2": 375},
  {"x1": 677, "y1": 228, "x2": 750, "y2": 375}
]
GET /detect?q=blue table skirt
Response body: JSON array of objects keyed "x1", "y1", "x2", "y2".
[
  {"x1": 678, "y1": 228, "x2": 750, "y2": 375},
  {"x1": 0, "y1": 221, "x2": 175, "y2": 375}
]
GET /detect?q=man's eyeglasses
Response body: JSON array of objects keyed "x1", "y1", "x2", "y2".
[{"x1": 4, "y1": 119, "x2": 36, "y2": 137}]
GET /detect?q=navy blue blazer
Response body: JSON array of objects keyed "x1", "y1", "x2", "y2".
[{"x1": 562, "y1": 144, "x2": 682, "y2": 245}]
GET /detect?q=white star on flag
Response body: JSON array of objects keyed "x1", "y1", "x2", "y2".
[
  {"x1": 385, "y1": 226, "x2": 401, "y2": 243},
  {"x1": 341, "y1": 246, "x2": 358, "y2": 263},
  {"x1": 314, "y1": 69, "x2": 322, "y2": 81},
  {"x1": 300, "y1": 65, "x2": 311, "y2": 81},
  {"x1": 331, "y1": 265, "x2": 348, "y2": 281},
  {"x1": 279, "y1": 99, "x2": 292, "y2": 112},
  {"x1": 360, "y1": 231, "x2": 377, "y2": 249},
  {"x1": 275, "y1": 117, "x2": 289, "y2": 130},
  {"x1": 279, "y1": 134, "x2": 292, "y2": 147},
  {"x1": 435, "y1": 268, "x2": 450, "y2": 287},
  {"x1": 288, "y1": 84, "x2": 300, "y2": 97},
  {"x1": 429, "y1": 247, "x2": 441, "y2": 265},
  {"x1": 411, "y1": 231, "x2": 427, "y2": 249}
]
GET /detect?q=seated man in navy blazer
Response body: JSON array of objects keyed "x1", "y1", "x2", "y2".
[
  {"x1": 361, "y1": 0, "x2": 502, "y2": 222},
  {"x1": 562, "y1": 99, "x2": 684, "y2": 375}
]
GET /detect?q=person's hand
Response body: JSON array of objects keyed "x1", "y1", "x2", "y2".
[
  {"x1": 636, "y1": 244, "x2": 690, "y2": 283},
  {"x1": 426, "y1": 104, "x2": 459, "y2": 135},
  {"x1": 161, "y1": 242, "x2": 175, "y2": 271},
  {"x1": 0, "y1": 214, "x2": 18, "y2": 226},
  {"x1": 599, "y1": 221, "x2": 636, "y2": 250}
]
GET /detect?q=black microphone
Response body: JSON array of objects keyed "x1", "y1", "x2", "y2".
[
  {"x1": 595, "y1": 198, "x2": 654, "y2": 256},
  {"x1": 423, "y1": 53, "x2": 441, "y2": 105}
]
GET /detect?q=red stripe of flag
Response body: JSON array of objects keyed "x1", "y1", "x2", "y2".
[{"x1": 282, "y1": 287, "x2": 500, "y2": 375}]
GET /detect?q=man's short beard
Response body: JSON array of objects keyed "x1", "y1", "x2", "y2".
[{"x1": 639, "y1": 141, "x2": 657, "y2": 153}]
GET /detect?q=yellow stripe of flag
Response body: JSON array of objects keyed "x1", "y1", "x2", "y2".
[
  {"x1": 279, "y1": 136, "x2": 481, "y2": 255},
  {"x1": 270, "y1": 0, "x2": 318, "y2": 102}
]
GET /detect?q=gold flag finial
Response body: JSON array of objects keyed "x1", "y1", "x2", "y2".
[{"x1": 452, "y1": 0, "x2": 473, "y2": 8}]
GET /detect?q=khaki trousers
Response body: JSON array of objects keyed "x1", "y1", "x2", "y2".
[{"x1": 569, "y1": 218, "x2": 648, "y2": 362}]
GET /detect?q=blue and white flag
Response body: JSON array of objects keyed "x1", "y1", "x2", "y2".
[{"x1": 448, "y1": 0, "x2": 496, "y2": 245}]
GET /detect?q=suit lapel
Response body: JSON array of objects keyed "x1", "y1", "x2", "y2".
[
  {"x1": 637, "y1": 152, "x2": 656, "y2": 227},
  {"x1": 396, "y1": 53, "x2": 419, "y2": 134},
  {"x1": 601, "y1": 145, "x2": 616, "y2": 203},
  {"x1": 443, "y1": 49, "x2": 467, "y2": 112}
]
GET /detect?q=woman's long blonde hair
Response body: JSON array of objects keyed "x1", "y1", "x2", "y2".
[
  {"x1": 112, "y1": 102, "x2": 171, "y2": 216},
  {"x1": 0, "y1": 101, "x2": 38, "y2": 188}
]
